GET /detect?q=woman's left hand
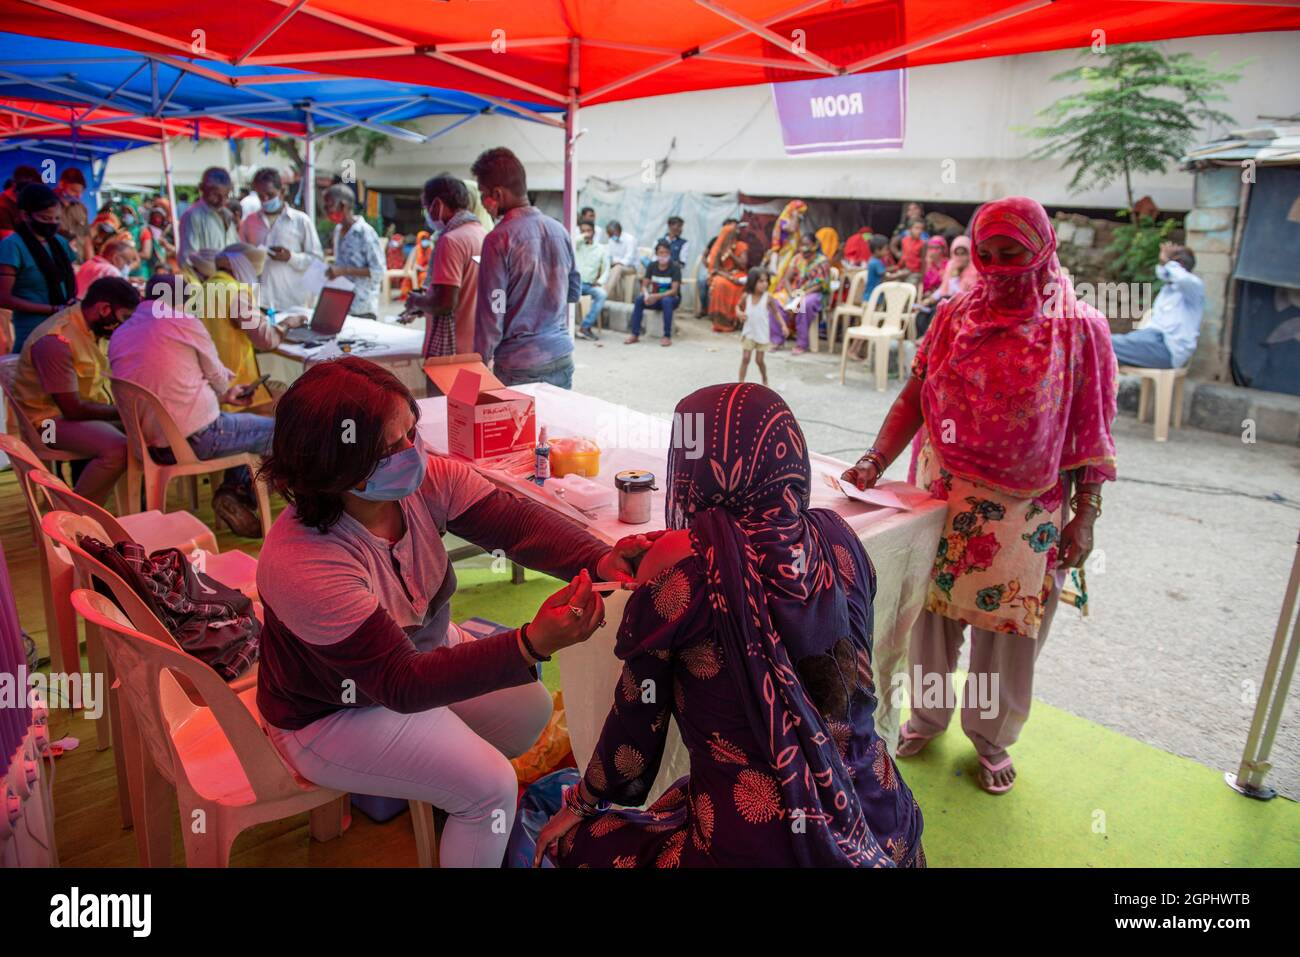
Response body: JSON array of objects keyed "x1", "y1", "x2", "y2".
[
  {"x1": 534, "y1": 807, "x2": 583, "y2": 867},
  {"x1": 598, "y1": 529, "x2": 669, "y2": 581},
  {"x1": 1058, "y1": 514, "x2": 1095, "y2": 568}
]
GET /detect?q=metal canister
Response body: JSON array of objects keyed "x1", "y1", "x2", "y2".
[{"x1": 614, "y1": 469, "x2": 657, "y2": 525}]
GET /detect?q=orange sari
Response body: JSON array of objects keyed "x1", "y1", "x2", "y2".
[{"x1": 706, "y1": 224, "x2": 749, "y2": 332}]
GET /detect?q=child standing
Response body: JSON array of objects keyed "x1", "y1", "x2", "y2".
[{"x1": 737, "y1": 267, "x2": 771, "y2": 386}]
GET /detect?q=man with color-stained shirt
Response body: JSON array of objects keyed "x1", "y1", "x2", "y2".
[
  {"x1": 401, "y1": 173, "x2": 487, "y2": 358},
  {"x1": 472, "y1": 147, "x2": 579, "y2": 389},
  {"x1": 1110, "y1": 243, "x2": 1205, "y2": 370}
]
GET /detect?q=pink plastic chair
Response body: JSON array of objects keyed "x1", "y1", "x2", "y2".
[
  {"x1": 29, "y1": 468, "x2": 257, "y2": 600},
  {"x1": 70, "y1": 588, "x2": 440, "y2": 868},
  {"x1": 41, "y1": 510, "x2": 258, "y2": 829},
  {"x1": 109, "y1": 376, "x2": 273, "y2": 536}
]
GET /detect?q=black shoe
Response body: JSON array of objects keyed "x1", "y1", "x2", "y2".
[
  {"x1": 577, "y1": 327, "x2": 599, "y2": 341},
  {"x1": 213, "y1": 487, "x2": 262, "y2": 538}
]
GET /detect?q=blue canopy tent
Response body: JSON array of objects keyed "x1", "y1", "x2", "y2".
[{"x1": 0, "y1": 30, "x2": 564, "y2": 232}]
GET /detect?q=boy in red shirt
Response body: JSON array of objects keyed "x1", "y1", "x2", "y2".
[{"x1": 888, "y1": 219, "x2": 926, "y2": 288}]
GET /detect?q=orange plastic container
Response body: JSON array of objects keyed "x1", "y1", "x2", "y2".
[{"x1": 549, "y1": 436, "x2": 601, "y2": 478}]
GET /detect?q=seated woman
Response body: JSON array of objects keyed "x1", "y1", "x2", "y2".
[
  {"x1": 538, "y1": 383, "x2": 924, "y2": 867},
  {"x1": 704, "y1": 223, "x2": 749, "y2": 333},
  {"x1": 255, "y1": 357, "x2": 658, "y2": 868},
  {"x1": 184, "y1": 243, "x2": 303, "y2": 409}
]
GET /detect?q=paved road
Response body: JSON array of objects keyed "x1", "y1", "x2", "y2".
[{"x1": 568, "y1": 316, "x2": 1300, "y2": 800}]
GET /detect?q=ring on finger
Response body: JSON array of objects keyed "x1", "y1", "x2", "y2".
[{"x1": 568, "y1": 604, "x2": 584, "y2": 619}]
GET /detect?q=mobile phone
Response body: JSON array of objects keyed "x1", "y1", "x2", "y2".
[{"x1": 237, "y1": 374, "x2": 271, "y2": 398}]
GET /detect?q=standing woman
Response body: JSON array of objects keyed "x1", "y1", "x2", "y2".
[
  {"x1": 323, "y1": 184, "x2": 385, "y2": 319},
  {"x1": 0, "y1": 185, "x2": 77, "y2": 352},
  {"x1": 704, "y1": 222, "x2": 749, "y2": 332},
  {"x1": 842, "y1": 197, "x2": 1117, "y2": 795}
]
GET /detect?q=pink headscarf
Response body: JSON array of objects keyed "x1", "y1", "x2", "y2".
[
  {"x1": 914, "y1": 197, "x2": 1117, "y2": 497},
  {"x1": 943, "y1": 235, "x2": 978, "y2": 293}
]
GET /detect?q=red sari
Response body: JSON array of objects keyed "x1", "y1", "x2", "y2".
[{"x1": 706, "y1": 224, "x2": 749, "y2": 332}]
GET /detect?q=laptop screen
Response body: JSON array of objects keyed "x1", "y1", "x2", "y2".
[{"x1": 311, "y1": 287, "x2": 354, "y2": 335}]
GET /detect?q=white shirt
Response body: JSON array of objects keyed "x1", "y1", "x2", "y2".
[
  {"x1": 605, "y1": 231, "x2": 638, "y2": 267},
  {"x1": 741, "y1": 291, "x2": 771, "y2": 344},
  {"x1": 177, "y1": 201, "x2": 237, "y2": 266},
  {"x1": 239, "y1": 205, "x2": 324, "y2": 311},
  {"x1": 240, "y1": 193, "x2": 262, "y2": 219},
  {"x1": 1148, "y1": 261, "x2": 1205, "y2": 369},
  {"x1": 108, "y1": 301, "x2": 234, "y2": 446}
]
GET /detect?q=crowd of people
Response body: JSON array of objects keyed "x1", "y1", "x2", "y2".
[{"x1": 0, "y1": 142, "x2": 1210, "y2": 868}]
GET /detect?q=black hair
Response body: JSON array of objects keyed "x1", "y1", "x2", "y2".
[
  {"x1": 579, "y1": 206, "x2": 595, "y2": 217},
  {"x1": 743, "y1": 266, "x2": 768, "y2": 295},
  {"x1": 606, "y1": 219, "x2": 621, "y2": 233},
  {"x1": 654, "y1": 240, "x2": 671, "y2": 253},
  {"x1": 869, "y1": 234, "x2": 888, "y2": 253},
  {"x1": 802, "y1": 231, "x2": 819, "y2": 246},
  {"x1": 578, "y1": 220, "x2": 596, "y2": 234},
  {"x1": 18, "y1": 183, "x2": 59, "y2": 213},
  {"x1": 470, "y1": 147, "x2": 527, "y2": 197},
  {"x1": 666, "y1": 215, "x2": 683, "y2": 227},
  {"x1": 252, "y1": 167, "x2": 282, "y2": 190},
  {"x1": 259, "y1": 356, "x2": 420, "y2": 533},
  {"x1": 1172, "y1": 247, "x2": 1196, "y2": 272},
  {"x1": 58, "y1": 168, "x2": 86, "y2": 187},
  {"x1": 200, "y1": 166, "x2": 233, "y2": 188},
  {"x1": 422, "y1": 173, "x2": 469, "y2": 212},
  {"x1": 82, "y1": 276, "x2": 141, "y2": 314},
  {"x1": 12, "y1": 166, "x2": 40, "y2": 187}
]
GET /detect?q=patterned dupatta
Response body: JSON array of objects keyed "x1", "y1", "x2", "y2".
[
  {"x1": 769, "y1": 199, "x2": 807, "y2": 289},
  {"x1": 919, "y1": 197, "x2": 1117, "y2": 497},
  {"x1": 667, "y1": 384, "x2": 890, "y2": 867}
]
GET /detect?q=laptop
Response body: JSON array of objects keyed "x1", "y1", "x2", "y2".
[{"x1": 284, "y1": 286, "x2": 354, "y2": 345}]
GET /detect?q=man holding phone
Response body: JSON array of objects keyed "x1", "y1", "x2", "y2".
[
  {"x1": 108, "y1": 273, "x2": 276, "y2": 537},
  {"x1": 239, "y1": 166, "x2": 323, "y2": 312}
]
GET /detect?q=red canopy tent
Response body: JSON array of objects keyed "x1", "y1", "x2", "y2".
[
  {"x1": 0, "y1": 97, "x2": 301, "y2": 144},
  {"x1": 3, "y1": 0, "x2": 1298, "y2": 225}
]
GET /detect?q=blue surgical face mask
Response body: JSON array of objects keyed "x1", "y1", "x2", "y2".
[
  {"x1": 423, "y1": 207, "x2": 438, "y2": 231},
  {"x1": 353, "y1": 434, "x2": 427, "y2": 501},
  {"x1": 262, "y1": 196, "x2": 283, "y2": 214}
]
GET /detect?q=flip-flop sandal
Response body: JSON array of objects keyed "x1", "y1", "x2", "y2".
[
  {"x1": 977, "y1": 754, "x2": 1015, "y2": 795},
  {"x1": 896, "y1": 721, "x2": 935, "y2": 758}
]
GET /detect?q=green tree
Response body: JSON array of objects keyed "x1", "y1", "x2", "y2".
[
  {"x1": 267, "y1": 123, "x2": 417, "y2": 207},
  {"x1": 1022, "y1": 43, "x2": 1242, "y2": 214}
]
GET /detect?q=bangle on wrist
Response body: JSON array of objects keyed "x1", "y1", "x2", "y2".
[
  {"x1": 563, "y1": 782, "x2": 608, "y2": 818},
  {"x1": 1070, "y1": 492, "x2": 1102, "y2": 517},
  {"x1": 858, "y1": 448, "x2": 887, "y2": 474},
  {"x1": 519, "y1": 623, "x2": 551, "y2": 662}
]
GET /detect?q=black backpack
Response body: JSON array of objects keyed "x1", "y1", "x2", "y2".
[{"x1": 78, "y1": 535, "x2": 260, "y2": 681}]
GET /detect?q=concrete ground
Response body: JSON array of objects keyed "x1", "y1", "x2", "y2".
[{"x1": 564, "y1": 310, "x2": 1300, "y2": 802}]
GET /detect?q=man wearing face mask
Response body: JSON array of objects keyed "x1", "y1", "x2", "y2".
[
  {"x1": 10, "y1": 277, "x2": 139, "y2": 503},
  {"x1": 178, "y1": 167, "x2": 238, "y2": 266},
  {"x1": 0, "y1": 184, "x2": 78, "y2": 352},
  {"x1": 54, "y1": 168, "x2": 92, "y2": 264},
  {"x1": 472, "y1": 147, "x2": 580, "y2": 388},
  {"x1": 400, "y1": 173, "x2": 487, "y2": 358},
  {"x1": 238, "y1": 167, "x2": 323, "y2": 312},
  {"x1": 75, "y1": 238, "x2": 139, "y2": 297}
]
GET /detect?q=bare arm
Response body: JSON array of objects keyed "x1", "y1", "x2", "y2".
[{"x1": 841, "y1": 374, "x2": 925, "y2": 490}]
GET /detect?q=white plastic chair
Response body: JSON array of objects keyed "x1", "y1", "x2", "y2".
[
  {"x1": 1118, "y1": 310, "x2": 1189, "y2": 442},
  {"x1": 71, "y1": 588, "x2": 442, "y2": 868},
  {"x1": 840, "y1": 282, "x2": 918, "y2": 390},
  {"x1": 110, "y1": 377, "x2": 273, "y2": 536},
  {"x1": 826, "y1": 269, "x2": 868, "y2": 354}
]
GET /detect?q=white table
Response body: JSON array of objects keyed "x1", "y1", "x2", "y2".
[
  {"x1": 416, "y1": 384, "x2": 946, "y2": 799},
  {"x1": 258, "y1": 316, "x2": 427, "y2": 394}
]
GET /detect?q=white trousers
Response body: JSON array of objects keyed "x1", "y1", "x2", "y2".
[{"x1": 269, "y1": 623, "x2": 552, "y2": 867}]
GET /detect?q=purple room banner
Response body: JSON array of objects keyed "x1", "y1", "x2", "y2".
[{"x1": 771, "y1": 71, "x2": 906, "y2": 156}]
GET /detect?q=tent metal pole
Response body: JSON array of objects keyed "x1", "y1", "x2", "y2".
[
  {"x1": 160, "y1": 136, "x2": 179, "y2": 248},
  {"x1": 1228, "y1": 529, "x2": 1300, "y2": 800},
  {"x1": 303, "y1": 111, "x2": 316, "y2": 223},
  {"x1": 563, "y1": 38, "x2": 579, "y2": 341}
]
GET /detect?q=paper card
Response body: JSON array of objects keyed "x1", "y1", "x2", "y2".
[{"x1": 822, "y1": 472, "x2": 912, "y2": 510}]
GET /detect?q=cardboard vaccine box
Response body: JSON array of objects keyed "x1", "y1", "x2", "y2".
[{"x1": 424, "y1": 354, "x2": 535, "y2": 470}]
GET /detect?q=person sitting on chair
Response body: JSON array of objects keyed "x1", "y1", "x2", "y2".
[
  {"x1": 9, "y1": 277, "x2": 139, "y2": 504},
  {"x1": 108, "y1": 273, "x2": 273, "y2": 538},
  {"x1": 1110, "y1": 243, "x2": 1204, "y2": 370}
]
